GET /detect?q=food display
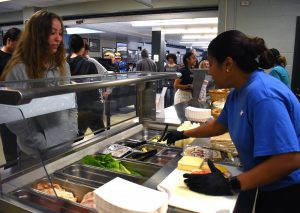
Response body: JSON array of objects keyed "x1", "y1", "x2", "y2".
[
  {"x1": 177, "y1": 156, "x2": 204, "y2": 172},
  {"x1": 138, "y1": 144, "x2": 164, "y2": 153},
  {"x1": 117, "y1": 140, "x2": 147, "y2": 148},
  {"x1": 209, "y1": 89, "x2": 229, "y2": 119},
  {"x1": 102, "y1": 144, "x2": 132, "y2": 158},
  {"x1": 146, "y1": 156, "x2": 172, "y2": 165},
  {"x1": 80, "y1": 192, "x2": 95, "y2": 208},
  {"x1": 208, "y1": 88, "x2": 230, "y2": 103},
  {"x1": 126, "y1": 150, "x2": 158, "y2": 161},
  {"x1": 183, "y1": 144, "x2": 239, "y2": 166},
  {"x1": 81, "y1": 154, "x2": 143, "y2": 177},
  {"x1": 210, "y1": 133, "x2": 237, "y2": 154},
  {"x1": 175, "y1": 121, "x2": 200, "y2": 148},
  {"x1": 158, "y1": 148, "x2": 181, "y2": 158},
  {"x1": 150, "y1": 122, "x2": 199, "y2": 148},
  {"x1": 149, "y1": 135, "x2": 167, "y2": 144},
  {"x1": 35, "y1": 182, "x2": 77, "y2": 202},
  {"x1": 183, "y1": 145, "x2": 222, "y2": 160}
]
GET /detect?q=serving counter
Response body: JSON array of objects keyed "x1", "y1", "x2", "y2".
[{"x1": 0, "y1": 72, "x2": 240, "y2": 213}]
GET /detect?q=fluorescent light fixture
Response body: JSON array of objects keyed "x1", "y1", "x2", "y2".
[
  {"x1": 180, "y1": 41, "x2": 210, "y2": 44},
  {"x1": 163, "y1": 27, "x2": 218, "y2": 34},
  {"x1": 131, "y1": 17, "x2": 218, "y2": 27},
  {"x1": 66, "y1": 27, "x2": 104, "y2": 34},
  {"x1": 182, "y1": 34, "x2": 217, "y2": 39},
  {"x1": 0, "y1": 0, "x2": 11, "y2": 2}
]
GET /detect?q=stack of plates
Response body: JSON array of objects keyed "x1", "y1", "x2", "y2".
[
  {"x1": 94, "y1": 177, "x2": 168, "y2": 213},
  {"x1": 185, "y1": 106, "x2": 211, "y2": 122}
]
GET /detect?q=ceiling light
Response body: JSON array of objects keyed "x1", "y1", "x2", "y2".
[
  {"x1": 131, "y1": 17, "x2": 218, "y2": 27},
  {"x1": 163, "y1": 27, "x2": 218, "y2": 34},
  {"x1": 182, "y1": 34, "x2": 217, "y2": 39},
  {"x1": 0, "y1": 0, "x2": 11, "y2": 2},
  {"x1": 180, "y1": 41, "x2": 211, "y2": 44},
  {"x1": 66, "y1": 27, "x2": 105, "y2": 34}
]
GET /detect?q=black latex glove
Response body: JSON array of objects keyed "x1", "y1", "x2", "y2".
[
  {"x1": 183, "y1": 159, "x2": 233, "y2": 196},
  {"x1": 162, "y1": 130, "x2": 188, "y2": 145}
]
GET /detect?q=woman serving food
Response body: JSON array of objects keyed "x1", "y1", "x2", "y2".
[{"x1": 164, "y1": 30, "x2": 300, "y2": 212}]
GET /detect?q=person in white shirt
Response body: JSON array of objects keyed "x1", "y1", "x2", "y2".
[{"x1": 83, "y1": 43, "x2": 107, "y2": 74}]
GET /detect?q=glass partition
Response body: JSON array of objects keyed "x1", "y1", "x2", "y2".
[{"x1": 0, "y1": 72, "x2": 177, "y2": 169}]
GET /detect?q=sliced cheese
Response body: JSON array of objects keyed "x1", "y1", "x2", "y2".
[
  {"x1": 201, "y1": 163, "x2": 229, "y2": 173},
  {"x1": 177, "y1": 156, "x2": 204, "y2": 171}
]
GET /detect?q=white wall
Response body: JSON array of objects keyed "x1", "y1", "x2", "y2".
[{"x1": 218, "y1": 0, "x2": 300, "y2": 77}]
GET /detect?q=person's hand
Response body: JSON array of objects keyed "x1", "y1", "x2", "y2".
[
  {"x1": 162, "y1": 130, "x2": 188, "y2": 145},
  {"x1": 183, "y1": 159, "x2": 233, "y2": 196},
  {"x1": 102, "y1": 91, "x2": 110, "y2": 99},
  {"x1": 187, "y1": 84, "x2": 193, "y2": 89}
]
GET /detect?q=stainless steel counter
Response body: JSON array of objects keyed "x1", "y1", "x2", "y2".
[{"x1": 0, "y1": 119, "x2": 241, "y2": 213}]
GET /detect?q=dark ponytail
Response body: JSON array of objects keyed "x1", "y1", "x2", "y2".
[
  {"x1": 183, "y1": 52, "x2": 194, "y2": 69},
  {"x1": 270, "y1": 48, "x2": 287, "y2": 67},
  {"x1": 208, "y1": 30, "x2": 274, "y2": 73}
]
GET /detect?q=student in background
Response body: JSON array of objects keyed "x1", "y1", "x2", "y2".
[
  {"x1": 1, "y1": 10, "x2": 78, "y2": 156},
  {"x1": 0, "y1": 27, "x2": 21, "y2": 165},
  {"x1": 269, "y1": 48, "x2": 291, "y2": 88},
  {"x1": 164, "y1": 53, "x2": 179, "y2": 106},
  {"x1": 0, "y1": 27, "x2": 21, "y2": 75},
  {"x1": 82, "y1": 42, "x2": 107, "y2": 74},
  {"x1": 199, "y1": 59, "x2": 209, "y2": 70},
  {"x1": 164, "y1": 53, "x2": 179, "y2": 72},
  {"x1": 67, "y1": 34, "x2": 105, "y2": 136},
  {"x1": 136, "y1": 49, "x2": 157, "y2": 72},
  {"x1": 191, "y1": 48, "x2": 199, "y2": 68},
  {"x1": 173, "y1": 52, "x2": 196, "y2": 104}
]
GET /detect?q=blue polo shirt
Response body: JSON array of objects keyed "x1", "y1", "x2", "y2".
[
  {"x1": 218, "y1": 69, "x2": 300, "y2": 191},
  {"x1": 269, "y1": 65, "x2": 291, "y2": 88}
]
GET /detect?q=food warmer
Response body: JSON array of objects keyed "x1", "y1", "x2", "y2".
[
  {"x1": 0, "y1": 72, "x2": 199, "y2": 213},
  {"x1": 0, "y1": 72, "x2": 241, "y2": 213}
]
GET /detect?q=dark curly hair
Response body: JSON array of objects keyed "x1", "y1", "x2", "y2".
[{"x1": 208, "y1": 30, "x2": 274, "y2": 73}]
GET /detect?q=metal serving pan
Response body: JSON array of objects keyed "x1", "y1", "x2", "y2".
[
  {"x1": 135, "y1": 144, "x2": 165, "y2": 153},
  {"x1": 87, "y1": 154, "x2": 162, "y2": 178},
  {"x1": 157, "y1": 148, "x2": 182, "y2": 158},
  {"x1": 55, "y1": 163, "x2": 151, "y2": 188},
  {"x1": 31, "y1": 177, "x2": 94, "y2": 203},
  {"x1": 11, "y1": 189, "x2": 96, "y2": 213},
  {"x1": 129, "y1": 129, "x2": 163, "y2": 141},
  {"x1": 145, "y1": 155, "x2": 173, "y2": 166}
]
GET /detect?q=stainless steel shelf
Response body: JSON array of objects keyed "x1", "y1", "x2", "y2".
[{"x1": 0, "y1": 72, "x2": 178, "y2": 105}]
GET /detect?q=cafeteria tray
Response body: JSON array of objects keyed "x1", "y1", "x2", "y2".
[{"x1": 11, "y1": 189, "x2": 96, "y2": 213}]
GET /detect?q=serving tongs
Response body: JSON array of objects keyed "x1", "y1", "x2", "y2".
[
  {"x1": 125, "y1": 140, "x2": 147, "y2": 148},
  {"x1": 38, "y1": 149, "x2": 58, "y2": 199},
  {"x1": 158, "y1": 124, "x2": 169, "y2": 142}
]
